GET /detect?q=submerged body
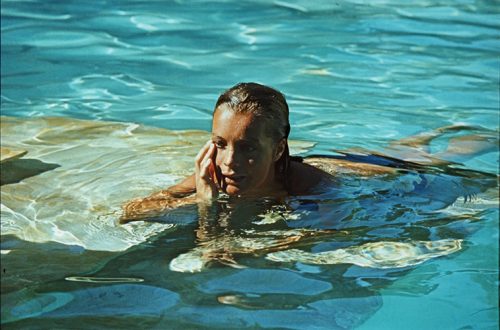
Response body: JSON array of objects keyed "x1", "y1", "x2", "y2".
[
  {"x1": 121, "y1": 83, "x2": 498, "y2": 223},
  {"x1": 122, "y1": 128, "x2": 497, "y2": 223}
]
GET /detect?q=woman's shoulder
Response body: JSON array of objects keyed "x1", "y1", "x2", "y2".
[
  {"x1": 302, "y1": 156, "x2": 397, "y2": 176},
  {"x1": 287, "y1": 154, "x2": 401, "y2": 195},
  {"x1": 287, "y1": 159, "x2": 334, "y2": 195}
]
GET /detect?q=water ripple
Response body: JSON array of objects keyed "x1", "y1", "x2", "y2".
[{"x1": 266, "y1": 239, "x2": 463, "y2": 268}]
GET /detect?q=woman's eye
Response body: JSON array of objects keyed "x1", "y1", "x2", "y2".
[
  {"x1": 242, "y1": 145, "x2": 256, "y2": 152},
  {"x1": 214, "y1": 141, "x2": 225, "y2": 149}
]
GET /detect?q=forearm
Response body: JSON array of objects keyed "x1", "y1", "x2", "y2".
[
  {"x1": 120, "y1": 174, "x2": 197, "y2": 223},
  {"x1": 165, "y1": 174, "x2": 196, "y2": 197},
  {"x1": 121, "y1": 137, "x2": 222, "y2": 223}
]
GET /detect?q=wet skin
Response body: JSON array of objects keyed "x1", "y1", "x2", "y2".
[
  {"x1": 196, "y1": 106, "x2": 287, "y2": 199},
  {"x1": 121, "y1": 111, "x2": 331, "y2": 222},
  {"x1": 121, "y1": 118, "x2": 498, "y2": 223},
  {"x1": 120, "y1": 107, "x2": 329, "y2": 221}
]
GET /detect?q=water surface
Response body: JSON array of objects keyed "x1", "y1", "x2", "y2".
[{"x1": 1, "y1": 0, "x2": 499, "y2": 329}]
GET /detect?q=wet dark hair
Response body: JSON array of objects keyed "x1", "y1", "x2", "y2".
[{"x1": 214, "y1": 82, "x2": 292, "y2": 188}]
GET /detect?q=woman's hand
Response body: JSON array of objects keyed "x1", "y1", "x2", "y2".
[{"x1": 195, "y1": 140, "x2": 220, "y2": 201}]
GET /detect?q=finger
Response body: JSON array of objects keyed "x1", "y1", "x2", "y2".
[
  {"x1": 200, "y1": 144, "x2": 216, "y2": 173},
  {"x1": 205, "y1": 143, "x2": 220, "y2": 186},
  {"x1": 195, "y1": 141, "x2": 210, "y2": 169},
  {"x1": 207, "y1": 156, "x2": 214, "y2": 175},
  {"x1": 195, "y1": 140, "x2": 213, "y2": 167},
  {"x1": 214, "y1": 163, "x2": 222, "y2": 188},
  {"x1": 199, "y1": 157, "x2": 214, "y2": 180},
  {"x1": 208, "y1": 159, "x2": 218, "y2": 187}
]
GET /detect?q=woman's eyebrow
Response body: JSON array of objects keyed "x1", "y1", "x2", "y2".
[
  {"x1": 211, "y1": 135, "x2": 257, "y2": 144},
  {"x1": 238, "y1": 139, "x2": 258, "y2": 144},
  {"x1": 211, "y1": 135, "x2": 225, "y2": 141}
]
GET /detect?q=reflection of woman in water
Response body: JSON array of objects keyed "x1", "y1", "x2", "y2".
[{"x1": 122, "y1": 82, "x2": 497, "y2": 222}]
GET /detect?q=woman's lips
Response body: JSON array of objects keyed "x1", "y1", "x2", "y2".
[{"x1": 223, "y1": 175, "x2": 245, "y2": 185}]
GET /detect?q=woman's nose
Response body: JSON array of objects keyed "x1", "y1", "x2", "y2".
[{"x1": 222, "y1": 148, "x2": 238, "y2": 168}]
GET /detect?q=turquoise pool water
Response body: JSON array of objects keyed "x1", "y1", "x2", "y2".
[{"x1": 1, "y1": 0, "x2": 499, "y2": 329}]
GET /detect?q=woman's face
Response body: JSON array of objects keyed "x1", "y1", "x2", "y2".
[{"x1": 211, "y1": 106, "x2": 284, "y2": 196}]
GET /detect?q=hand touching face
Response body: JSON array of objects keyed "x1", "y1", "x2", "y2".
[
  {"x1": 211, "y1": 107, "x2": 285, "y2": 196},
  {"x1": 195, "y1": 140, "x2": 220, "y2": 201}
]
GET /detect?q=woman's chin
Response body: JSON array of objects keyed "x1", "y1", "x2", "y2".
[{"x1": 223, "y1": 184, "x2": 244, "y2": 196}]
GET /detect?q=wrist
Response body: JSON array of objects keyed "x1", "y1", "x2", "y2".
[{"x1": 196, "y1": 189, "x2": 218, "y2": 202}]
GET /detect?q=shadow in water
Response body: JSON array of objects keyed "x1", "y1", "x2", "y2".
[
  {"x1": 0, "y1": 235, "x2": 117, "y2": 295},
  {"x1": 1, "y1": 159, "x2": 60, "y2": 185}
]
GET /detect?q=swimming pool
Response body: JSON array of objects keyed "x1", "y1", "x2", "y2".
[{"x1": 1, "y1": 0, "x2": 499, "y2": 329}]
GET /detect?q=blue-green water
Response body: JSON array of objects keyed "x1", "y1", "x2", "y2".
[{"x1": 1, "y1": 0, "x2": 499, "y2": 329}]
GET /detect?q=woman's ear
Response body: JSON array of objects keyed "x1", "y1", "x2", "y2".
[{"x1": 273, "y1": 138, "x2": 287, "y2": 161}]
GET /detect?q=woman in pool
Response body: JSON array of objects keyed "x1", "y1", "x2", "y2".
[{"x1": 121, "y1": 82, "x2": 497, "y2": 221}]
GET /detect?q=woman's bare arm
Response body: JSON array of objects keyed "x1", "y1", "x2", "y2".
[
  {"x1": 120, "y1": 174, "x2": 197, "y2": 223},
  {"x1": 165, "y1": 174, "x2": 196, "y2": 197},
  {"x1": 121, "y1": 140, "x2": 221, "y2": 223}
]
